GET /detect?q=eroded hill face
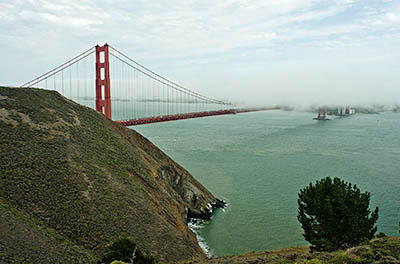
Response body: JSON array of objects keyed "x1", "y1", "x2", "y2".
[{"x1": 0, "y1": 87, "x2": 217, "y2": 263}]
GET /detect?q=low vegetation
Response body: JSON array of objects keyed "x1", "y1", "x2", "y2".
[{"x1": 190, "y1": 237, "x2": 400, "y2": 264}]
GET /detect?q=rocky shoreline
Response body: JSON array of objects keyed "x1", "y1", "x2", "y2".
[{"x1": 187, "y1": 199, "x2": 227, "y2": 222}]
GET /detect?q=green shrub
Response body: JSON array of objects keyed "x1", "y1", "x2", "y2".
[
  {"x1": 365, "y1": 239, "x2": 400, "y2": 260},
  {"x1": 300, "y1": 259, "x2": 324, "y2": 264},
  {"x1": 328, "y1": 254, "x2": 364, "y2": 264},
  {"x1": 98, "y1": 238, "x2": 155, "y2": 264},
  {"x1": 297, "y1": 177, "x2": 379, "y2": 252},
  {"x1": 384, "y1": 239, "x2": 400, "y2": 249}
]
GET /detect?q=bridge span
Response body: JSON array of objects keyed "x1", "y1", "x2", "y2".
[{"x1": 21, "y1": 43, "x2": 278, "y2": 126}]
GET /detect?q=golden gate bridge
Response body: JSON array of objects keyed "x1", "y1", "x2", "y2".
[{"x1": 21, "y1": 44, "x2": 278, "y2": 126}]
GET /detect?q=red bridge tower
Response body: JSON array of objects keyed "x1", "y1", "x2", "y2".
[{"x1": 95, "y1": 44, "x2": 111, "y2": 119}]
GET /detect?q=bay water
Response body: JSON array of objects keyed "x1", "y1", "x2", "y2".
[{"x1": 133, "y1": 110, "x2": 400, "y2": 257}]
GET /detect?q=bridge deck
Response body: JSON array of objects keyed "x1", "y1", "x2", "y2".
[{"x1": 116, "y1": 107, "x2": 280, "y2": 126}]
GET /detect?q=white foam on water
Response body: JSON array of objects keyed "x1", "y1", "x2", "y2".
[{"x1": 188, "y1": 220, "x2": 214, "y2": 258}]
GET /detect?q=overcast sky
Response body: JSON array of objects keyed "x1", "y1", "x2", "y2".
[{"x1": 1, "y1": 0, "x2": 399, "y2": 105}]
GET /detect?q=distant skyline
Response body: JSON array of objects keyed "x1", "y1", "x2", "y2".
[{"x1": 1, "y1": 0, "x2": 399, "y2": 105}]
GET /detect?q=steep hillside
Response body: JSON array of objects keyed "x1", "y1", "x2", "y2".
[{"x1": 0, "y1": 87, "x2": 222, "y2": 263}]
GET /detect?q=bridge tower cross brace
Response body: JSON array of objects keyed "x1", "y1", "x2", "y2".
[{"x1": 95, "y1": 44, "x2": 112, "y2": 119}]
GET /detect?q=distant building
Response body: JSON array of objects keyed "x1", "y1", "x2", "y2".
[{"x1": 337, "y1": 106, "x2": 355, "y2": 116}]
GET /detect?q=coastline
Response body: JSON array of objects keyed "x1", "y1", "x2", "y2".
[
  {"x1": 188, "y1": 220, "x2": 214, "y2": 258},
  {"x1": 187, "y1": 199, "x2": 227, "y2": 258}
]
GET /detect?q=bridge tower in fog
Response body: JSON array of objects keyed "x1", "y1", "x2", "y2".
[{"x1": 21, "y1": 43, "x2": 278, "y2": 126}]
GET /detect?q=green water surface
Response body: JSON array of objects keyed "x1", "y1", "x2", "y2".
[{"x1": 134, "y1": 110, "x2": 400, "y2": 256}]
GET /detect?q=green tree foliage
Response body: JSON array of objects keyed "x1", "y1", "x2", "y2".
[
  {"x1": 99, "y1": 238, "x2": 155, "y2": 264},
  {"x1": 297, "y1": 177, "x2": 379, "y2": 252}
]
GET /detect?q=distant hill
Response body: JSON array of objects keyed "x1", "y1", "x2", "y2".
[{"x1": 0, "y1": 86, "x2": 222, "y2": 263}]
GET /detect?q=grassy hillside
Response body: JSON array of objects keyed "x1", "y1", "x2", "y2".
[{"x1": 0, "y1": 86, "x2": 220, "y2": 263}]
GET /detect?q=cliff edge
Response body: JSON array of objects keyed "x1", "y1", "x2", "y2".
[{"x1": 0, "y1": 86, "x2": 221, "y2": 263}]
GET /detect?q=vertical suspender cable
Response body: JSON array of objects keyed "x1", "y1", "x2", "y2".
[
  {"x1": 118, "y1": 55, "x2": 121, "y2": 119},
  {"x1": 144, "y1": 72, "x2": 146, "y2": 117},
  {"x1": 131, "y1": 66, "x2": 136, "y2": 119},
  {"x1": 127, "y1": 60, "x2": 129, "y2": 120},
  {"x1": 152, "y1": 77, "x2": 154, "y2": 117},
  {"x1": 124, "y1": 57, "x2": 126, "y2": 120},
  {"x1": 130, "y1": 61, "x2": 132, "y2": 119},
  {"x1": 61, "y1": 70, "x2": 64, "y2": 95},
  {"x1": 152, "y1": 78, "x2": 155, "y2": 117},
  {"x1": 91, "y1": 52, "x2": 94, "y2": 107},
  {"x1": 163, "y1": 83, "x2": 166, "y2": 115},
  {"x1": 53, "y1": 74, "x2": 56, "y2": 91},
  {"x1": 69, "y1": 65, "x2": 72, "y2": 98},
  {"x1": 141, "y1": 68, "x2": 144, "y2": 118},
  {"x1": 122, "y1": 56, "x2": 124, "y2": 119},
  {"x1": 168, "y1": 82, "x2": 170, "y2": 115},
  {"x1": 84, "y1": 56, "x2": 87, "y2": 101},
  {"x1": 77, "y1": 60, "x2": 80, "y2": 101},
  {"x1": 158, "y1": 79, "x2": 160, "y2": 116}
]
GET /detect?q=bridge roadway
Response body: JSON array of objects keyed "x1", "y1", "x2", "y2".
[{"x1": 116, "y1": 106, "x2": 280, "y2": 126}]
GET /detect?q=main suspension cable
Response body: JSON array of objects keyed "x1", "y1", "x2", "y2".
[
  {"x1": 21, "y1": 46, "x2": 96, "y2": 87},
  {"x1": 109, "y1": 45, "x2": 232, "y2": 106},
  {"x1": 109, "y1": 51, "x2": 216, "y2": 104}
]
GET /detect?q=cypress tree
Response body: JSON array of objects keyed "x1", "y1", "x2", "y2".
[{"x1": 297, "y1": 177, "x2": 379, "y2": 251}]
